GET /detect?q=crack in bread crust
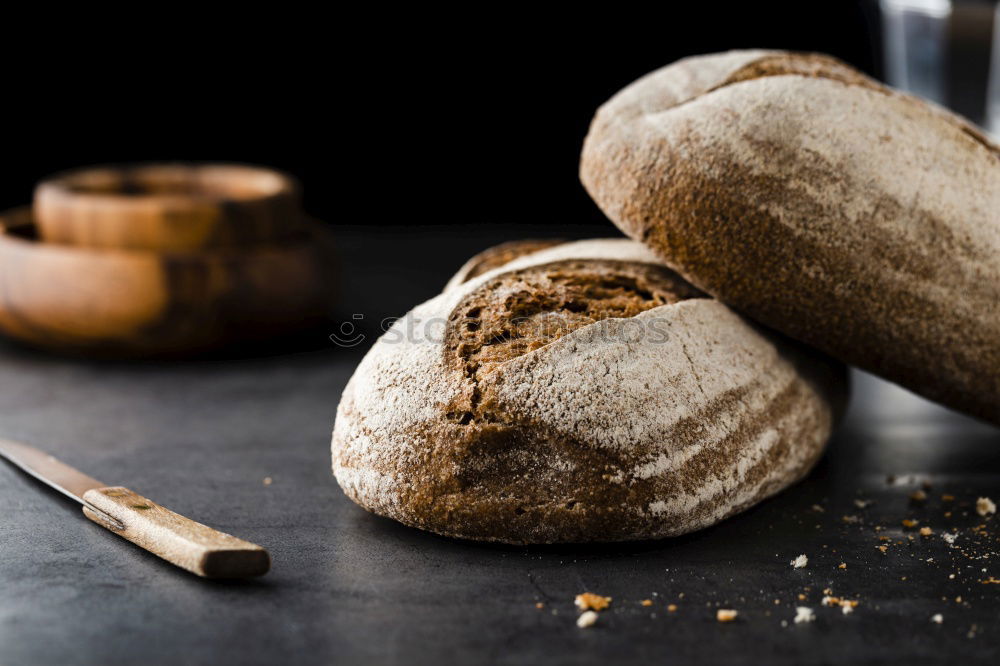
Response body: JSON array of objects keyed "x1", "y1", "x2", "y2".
[
  {"x1": 450, "y1": 239, "x2": 565, "y2": 286},
  {"x1": 442, "y1": 259, "x2": 705, "y2": 424},
  {"x1": 715, "y1": 53, "x2": 998, "y2": 157},
  {"x1": 715, "y1": 53, "x2": 884, "y2": 93},
  {"x1": 699, "y1": 52, "x2": 996, "y2": 157}
]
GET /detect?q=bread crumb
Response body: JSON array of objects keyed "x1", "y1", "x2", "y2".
[
  {"x1": 931, "y1": 614, "x2": 943, "y2": 624},
  {"x1": 976, "y1": 497, "x2": 996, "y2": 517},
  {"x1": 920, "y1": 527, "x2": 933, "y2": 537},
  {"x1": 942, "y1": 494, "x2": 955, "y2": 502},
  {"x1": 910, "y1": 490, "x2": 927, "y2": 502},
  {"x1": 822, "y1": 596, "x2": 858, "y2": 609},
  {"x1": 577, "y1": 611, "x2": 599, "y2": 628},
  {"x1": 902, "y1": 519, "x2": 919, "y2": 529},
  {"x1": 262, "y1": 477, "x2": 273, "y2": 486},
  {"x1": 640, "y1": 599, "x2": 653, "y2": 607},
  {"x1": 791, "y1": 554, "x2": 808, "y2": 569},
  {"x1": 716, "y1": 609, "x2": 738, "y2": 623},
  {"x1": 535, "y1": 602, "x2": 544, "y2": 609},
  {"x1": 797, "y1": 593, "x2": 807, "y2": 601},
  {"x1": 811, "y1": 504, "x2": 825, "y2": 513},
  {"x1": 842, "y1": 515, "x2": 859, "y2": 524},
  {"x1": 981, "y1": 577, "x2": 1000, "y2": 585},
  {"x1": 877, "y1": 545, "x2": 888, "y2": 554},
  {"x1": 838, "y1": 563, "x2": 847, "y2": 569},
  {"x1": 794, "y1": 607, "x2": 815, "y2": 624},
  {"x1": 667, "y1": 604, "x2": 678, "y2": 612},
  {"x1": 842, "y1": 605, "x2": 854, "y2": 616},
  {"x1": 942, "y1": 533, "x2": 957, "y2": 544},
  {"x1": 854, "y1": 499, "x2": 871, "y2": 509},
  {"x1": 575, "y1": 593, "x2": 612, "y2": 611}
]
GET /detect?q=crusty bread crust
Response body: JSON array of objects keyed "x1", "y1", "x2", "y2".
[
  {"x1": 332, "y1": 239, "x2": 846, "y2": 543},
  {"x1": 443, "y1": 239, "x2": 565, "y2": 292},
  {"x1": 580, "y1": 50, "x2": 1000, "y2": 424}
]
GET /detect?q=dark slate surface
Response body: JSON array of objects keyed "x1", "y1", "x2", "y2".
[{"x1": 1, "y1": 226, "x2": 998, "y2": 666}]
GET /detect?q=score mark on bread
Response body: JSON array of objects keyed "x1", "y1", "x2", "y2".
[{"x1": 443, "y1": 260, "x2": 704, "y2": 425}]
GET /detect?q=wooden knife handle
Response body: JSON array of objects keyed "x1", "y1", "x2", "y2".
[{"x1": 81, "y1": 486, "x2": 270, "y2": 578}]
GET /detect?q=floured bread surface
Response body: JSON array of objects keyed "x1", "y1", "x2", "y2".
[
  {"x1": 581, "y1": 49, "x2": 1000, "y2": 424},
  {"x1": 332, "y1": 239, "x2": 846, "y2": 543},
  {"x1": 446, "y1": 259, "x2": 703, "y2": 386}
]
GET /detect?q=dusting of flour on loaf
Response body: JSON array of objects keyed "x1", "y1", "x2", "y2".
[
  {"x1": 581, "y1": 50, "x2": 1000, "y2": 424},
  {"x1": 332, "y1": 239, "x2": 842, "y2": 543}
]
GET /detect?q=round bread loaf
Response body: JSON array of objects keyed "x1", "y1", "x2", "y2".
[
  {"x1": 332, "y1": 239, "x2": 846, "y2": 543},
  {"x1": 580, "y1": 50, "x2": 1000, "y2": 424}
]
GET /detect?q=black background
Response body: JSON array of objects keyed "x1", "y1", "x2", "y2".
[
  {"x1": 5, "y1": 6, "x2": 1000, "y2": 665},
  {"x1": 1, "y1": 1, "x2": 880, "y2": 227}
]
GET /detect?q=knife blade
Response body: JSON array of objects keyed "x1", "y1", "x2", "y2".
[{"x1": 0, "y1": 438, "x2": 270, "y2": 578}]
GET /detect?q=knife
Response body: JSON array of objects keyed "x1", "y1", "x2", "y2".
[{"x1": 0, "y1": 438, "x2": 270, "y2": 578}]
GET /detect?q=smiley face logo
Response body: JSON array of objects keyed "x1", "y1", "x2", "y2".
[{"x1": 329, "y1": 314, "x2": 366, "y2": 348}]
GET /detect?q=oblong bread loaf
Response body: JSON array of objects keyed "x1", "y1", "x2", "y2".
[{"x1": 581, "y1": 50, "x2": 1000, "y2": 424}]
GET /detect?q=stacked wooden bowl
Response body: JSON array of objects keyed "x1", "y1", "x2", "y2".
[{"x1": 0, "y1": 164, "x2": 336, "y2": 357}]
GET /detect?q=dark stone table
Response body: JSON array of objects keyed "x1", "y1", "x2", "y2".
[{"x1": 1, "y1": 226, "x2": 998, "y2": 665}]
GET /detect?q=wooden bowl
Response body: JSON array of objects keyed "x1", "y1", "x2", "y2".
[
  {"x1": 34, "y1": 164, "x2": 303, "y2": 251},
  {"x1": 0, "y1": 207, "x2": 336, "y2": 357}
]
